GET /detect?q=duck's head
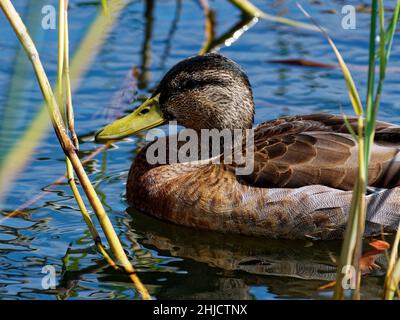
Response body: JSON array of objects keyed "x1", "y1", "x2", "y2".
[{"x1": 95, "y1": 53, "x2": 254, "y2": 142}]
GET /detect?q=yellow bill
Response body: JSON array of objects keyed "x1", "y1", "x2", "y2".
[{"x1": 95, "y1": 94, "x2": 166, "y2": 142}]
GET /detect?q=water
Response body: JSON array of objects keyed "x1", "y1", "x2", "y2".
[{"x1": 0, "y1": 0, "x2": 399, "y2": 300}]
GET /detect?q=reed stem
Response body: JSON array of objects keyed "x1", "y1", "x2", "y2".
[
  {"x1": 0, "y1": 0, "x2": 150, "y2": 300},
  {"x1": 228, "y1": 0, "x2": 319, "y2": 31},
  {"x1": 57, "y1": 0, "x2": 65, "y2": 121},
  {"x1": 384, "y1": 222, "x2": 400, "y2": 299},
  {"x1": 60, "y1": 0, "x2": 119, "y2": 273},
  {"x1": 0, "y1": 0, "x2": 127, "y2": 203},
  {"x1": 63, "y1": 1, "x2": 79, "y2": 149}
]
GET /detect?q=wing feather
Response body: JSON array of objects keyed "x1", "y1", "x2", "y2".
[{"x1": 233, "y1": 114, "x2": 400, "y2": 190}]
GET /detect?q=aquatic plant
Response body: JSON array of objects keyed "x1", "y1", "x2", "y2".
[
  {"x1": 2, "y1": 0, "x2": 399, "y2": 300},
  {"x1": 0, "y1": 0, "x2": 151, "y2": 300},
  {"x1": 0, "y1": 0, "x2": 128, "y2": 204},
  {"x1": 300, "y1": 0, "x2": 400, "y2": 300}
]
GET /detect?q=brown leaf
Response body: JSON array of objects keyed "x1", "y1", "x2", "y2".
[
  {"x1": 368, "y1": 240, "x2": 390, "y2": 251},
  {"x1": 360, "y1": 254, "x2": 381, "y2": 273},
  {"x1": 318, "y1": 281, "x2": 336, "y2": 290},
  {"x1": 267, "y1": 59, "x2": 336, "y2": 69}
]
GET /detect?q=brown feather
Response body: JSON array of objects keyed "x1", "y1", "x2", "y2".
[{"x1": 235, "y1": 114, "x2": 400, "y2": 190}]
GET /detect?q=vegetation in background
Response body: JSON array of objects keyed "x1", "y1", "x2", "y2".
[
  {"x1": 229, "y1": 0, "x2": 318, "y2": 31},
  {"x1": 0, "y1": 0, "x2": 150, "y2": 300},
  {"x1": 0, "y1": 0, "x2": 128, "y2": 205},
  {"x1": 1, "y1": 0, "x2": 400, "y2": 300},
  {"x1": 300, "y1": 1, "x2": 400, "y2": 299}
]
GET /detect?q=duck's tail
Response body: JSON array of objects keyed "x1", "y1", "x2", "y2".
[
  {"x1": 365, "y1": 187, "x2": 400, "y2": 236},
  {"x1": 266, "y1": 185, "x2": 400, "y2": 240}
]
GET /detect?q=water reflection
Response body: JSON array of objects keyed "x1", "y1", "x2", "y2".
[
  {"x1": 138, "y1": 0, "x2": 155, "y2": 89},
  {"x1": 1, "y1": 0, "x2": 399, "y2": 300},
  {"x1": 127, "y1": 208, "x2": 387, "y2": 299}
]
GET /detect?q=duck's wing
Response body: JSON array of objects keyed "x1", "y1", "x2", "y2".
[{"x1": 231, "y1": 114, "x2": 400, "y2": 190}]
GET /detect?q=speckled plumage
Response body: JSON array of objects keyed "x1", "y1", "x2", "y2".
[{"x1": 126, "y1": 53, "x2": 400, "y2": 239}]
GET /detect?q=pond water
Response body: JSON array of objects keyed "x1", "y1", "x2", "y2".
[{"x1": 0, "y1": 0, "x2": 399, "y2": 300}]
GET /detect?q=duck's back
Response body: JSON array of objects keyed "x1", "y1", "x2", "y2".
[{"x1": 235, "y1": 114, "x2": 400, "y2": 190}]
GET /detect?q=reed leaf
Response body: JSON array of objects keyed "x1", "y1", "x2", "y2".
[
  {"x1": 300, "y1": 0, "x2": 400, "y2": 299},
  {"x1": 0, "y1": 0, "x2": 128, "y2": 204},
  {"x1": 228, "y1": 0, "x2": 319, "y2": 31},
  {"x1": 381, "y1": 0, "x2": 400, "y2": 299},
  {"x1": 298, "y1": 2, "x2": 367, "y2": 300},
  {"x1": 0, "y1": 0, "x2": 150, "y2": 300},
  {"x1": 297, "y1": 4, "x2": 363, "y2": 116}
]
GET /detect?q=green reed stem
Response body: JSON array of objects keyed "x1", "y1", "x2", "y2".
[
  {"x1": 298, "y1": 2, "x2": 386, "y2": 299},
  {"x1": 63, "y1": 1, "x2": 78, "y2": 149},
  {"x1": 228, "y1": 0, "x2": 319, "y2": 31},
  {"x1": 385, "y1": 222, "x2": 400, "y2": 299},
  {"x1": 57, "y1": 0, "x2": 65, "y2": 121},
  {"x1": 329, "y1": 0, "x2": 399, "y2": 299},
  {"x1": 381, "y1": 0, "x2": 400, "y2": 299}
]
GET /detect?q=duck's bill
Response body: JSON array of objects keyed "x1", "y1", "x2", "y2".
[{"x1": 95, "y1": 95, "x2": 166, "y2": 142}]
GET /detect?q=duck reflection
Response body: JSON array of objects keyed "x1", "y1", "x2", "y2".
[{"x1": 127, "y1": 208, "x2": 388, "y2": 299}]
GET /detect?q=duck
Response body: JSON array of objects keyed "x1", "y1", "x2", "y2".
[{"x1": 96, "y1": 53, "x2": 400, "y2": 240}]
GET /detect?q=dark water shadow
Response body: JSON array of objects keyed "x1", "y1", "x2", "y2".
[{"x1": 125, "y1": 208, "x2": 389, "y2": 299}]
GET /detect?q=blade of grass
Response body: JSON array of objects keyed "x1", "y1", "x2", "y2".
[
  {"x1": 228, "y1": 0, "x2": 319, "y2": 32},
  {"x1": 384, "y1": 222, "x2": 400, "y2": 299},
  {"x1": 364, "y1": 0, "x2": 378, "y2": 175},
  {"x1": 385, "y1": 258, "x2": 400, "y2": 299},
  {"x1": 57, "y1": 0, "x2": 65, "y2": 122},
  {"x1": 297, "y1": 4, "x2": 363, "y2": 115},
  {"x1": 63, "y1": 1, "x2": 78, "y2": 150},
  {"x1": 380, "y1": 0, "x2": 400, "y2": 299},
  {"x1": 101, "y1": 0, "x2": 109, "y2": 16},
  {"x1": 350, "y1": 0, "x2": 379, "y2": 300},
  {"x1": 297, "y1": 3, "x2": 367, "y2": 300},
  {"x1": 60, "y1": 0, "x2": 121, "y2": 275},
  {"x1": 376, "y1": 1, "x2": 400, "y2": 59},
  {"x1": 366, "y1": 0, "x2": 400, "y2": 166},
  {"x1": 340, "y1": 104, "x2": 358, "y2": 140}
]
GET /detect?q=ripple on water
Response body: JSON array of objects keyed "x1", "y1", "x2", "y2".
[{"x1": 1, "y1": 0, "x2": 400, "y2": 299}]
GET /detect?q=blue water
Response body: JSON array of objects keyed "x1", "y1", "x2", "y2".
[{"x1": 0, "y1": 0, "x2": 399, "y2": 299}]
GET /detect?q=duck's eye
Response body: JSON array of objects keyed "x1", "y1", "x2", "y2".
[{"x1": 184, "y1": 79, "x2": 198, "y2": 90}]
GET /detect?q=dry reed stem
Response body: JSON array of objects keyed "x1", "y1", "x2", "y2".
[{"x1": 0, "y1": 0, "x2": 150, "y2": 300}]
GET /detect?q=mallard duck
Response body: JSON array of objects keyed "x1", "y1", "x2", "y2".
[{"x1": 96, "y1": 53, "x2": 400, "y2": 240}]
